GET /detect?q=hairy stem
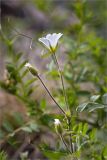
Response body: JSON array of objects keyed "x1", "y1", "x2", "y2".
[
  {"x1": 52, "y1": 53, "x2": 74, "y2": 153},
  {"x1": 68, "y1": 118, "x2": 74, "y2": 153},
  {"x1": 52, "y1": 53, "x2": 69, "y2": 111},
  {"x1": 60, "y1": 134, "x2": 72, "y2": 154},
  {"x1": 37, "y1": 75, "x2": 66, "y2": 115}
]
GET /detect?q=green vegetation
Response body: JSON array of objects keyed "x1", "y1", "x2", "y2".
[{"x1": 0, "y1": 0, "x2": 107, "y2": 159}]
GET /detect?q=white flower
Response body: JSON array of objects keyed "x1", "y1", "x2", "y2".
[
  {"x1": 25, "y1": 62, "x2": 32, "y2": 68},
  {"x1": 54, "y1": 119, "x2": 61, "y2": 125},
  {"x1": 38, "y1": 33, "x2": 63, "y2": 52}
]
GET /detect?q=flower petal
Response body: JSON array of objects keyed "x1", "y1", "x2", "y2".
[
  {"x1": 50, "y1": 33, "x2": 63, "y2": 49},
  {"x1": 39, "y1": 33, "x2": 63, "y2": 52},
  {"x1": 38, "y1": 38, "x2": 50, "y2": 50},
  {"x1": 46, "y1": 34, "x2": 56, "y2": 49},
  {"x1": 46, "y1": 34, "x2": 51, "y2": 39},
  {"x1": 56, "y1": 33, "x2": 63, "y2": 41}
]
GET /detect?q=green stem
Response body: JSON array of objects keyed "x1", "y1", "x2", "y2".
[
  {"x1": 68, "y1": 118, "x2": 74, "y2": 153},
  {"x1": 60, "y1": 134, "x2": 72, "y2": 154},
  {"x1": 52, "y1": 53, "x2": 74, "y2": 153},
  {"x1": 52, "y1": 53, "x2": 69, "y2": 111},
  {"x1": 37, "y1": 75, "x2": 66, "y2": 115},
  {"x1": 69, "y1": 61, "x2": 76, "y2": 91}
]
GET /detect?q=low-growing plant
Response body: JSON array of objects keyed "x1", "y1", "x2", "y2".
[
  {"x1": 23, "y1": 32, "x2": 107, "y2": 159},
  {"x1": 0, "y1": 0, "x2": 107, "y2": 159}
]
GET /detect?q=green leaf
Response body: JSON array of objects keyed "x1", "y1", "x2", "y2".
[
  {"x1": 17, "y1": 60, "x2": 28, "y2": 71},
  {"x1": 90, "y1": 95, "x2": 100, "y2": 102},
  {"x1": 76, "y1": 102, "x2": 88, "y2": 112},
  {"x1": 14, "y1": 52, "x2": 22, "y2": 62},
  {"x1": 89, "y1": 128, "x2": 96, "y2": 140},
  {"x1": 76, "y1": 102, "x2": 105, "y2": 112},
  {"x1": 0, "y1": 151, "x2": 7, "y2": 160},
  {"x1": 64, "y1": 151, "x2": 80, "y2": 160},
  {"x1": 48, "y1": 70, "x2": 59, "y2": 78},
  {"x1": 102, "y1": 93, "x2": 107, "y2": 105},
  {"x1": 42, "y1": 150, "x2": 67, "y2": 160},
  {"x1": 76, "y1": 68, "x2": 88, "y2": 82},
  {"x1": 25, "y1": 78, "x2": 36, "y2": 88},
  {"x1": 83, "y1": 123, "x2": 88, "y2": 135},
  {"x1": 2, "y1": 120, "x2": 14, "y2": 133},
  {"x1": 21, "y1": 69, "x2": 29, "y2": 78},
  {"x1": 40, "y1": 114, "x2": 53, "y2": 126},
  {"x1": 29, "y1": 123, "x2": 39, "y2": 132},
  {"x1": 102, "y1": 146, "x2": 107, "y2": 159},
  {"x1": 40, "y1": 99, "x2": 46, "y2": 110},
  {"x1": 21, "y1": 126, "x2": 32, "y2": 133},
  {"x1": 87, "y1": 103, "x2": 105, "y2": 112},
  {"x1": 12, "y1": 112, "x2": 24, "y2": 126}
]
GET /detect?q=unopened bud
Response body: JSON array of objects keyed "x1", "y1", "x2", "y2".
[
  {"x1": 54, "y1": 119, "x2": 62, "y2": 135},
  {"x1": 25, "y1": 63, "x2": 38, "y2": 76}
]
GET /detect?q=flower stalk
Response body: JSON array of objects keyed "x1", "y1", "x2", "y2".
[
  {"x1": 24, "y1": 33, "x2": 75, "y2": 155},
  {"x1": 60, "y1": 134, "x2": 72, "y2": 154},
  {"x1": 25, "y1": 63, "x2": 66, "y2": 115},
  {"x1": 54, "y1": 119, "x2": 72, "y2": 154},
  {"x1": 67, "y1": 117, "x2": 74, "y2": 153},
  {"x1": 37, "y1": 75, "x2": 66, "y2": 115},
  {"x1": 52, "y1": 53, "x2": 69, "y2": 112},
  {"x1": 52, "y1": 53, "x2": 74, "y2": 153},
  {"x1": 38, "y1": 33, "x2": 74, "y2": 154}
]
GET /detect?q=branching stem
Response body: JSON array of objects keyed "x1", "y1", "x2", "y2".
[{"x1": 52, "y1": 53, "x2": 74, "y2": 154}]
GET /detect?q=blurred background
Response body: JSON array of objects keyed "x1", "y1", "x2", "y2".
[{"x1": 0, "y1": 0, "x2": 107, "y2": 159}]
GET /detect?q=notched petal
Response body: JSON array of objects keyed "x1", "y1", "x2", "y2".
[{"x1": 38, "y1": 33, "x2": 63, "y2": 52}]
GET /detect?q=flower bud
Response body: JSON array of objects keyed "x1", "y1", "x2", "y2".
[
  {"x1": 25, "y1": 63, "x2": 38, "y2": 76},
  {"x1": 54, "y1": 119, "x2": 62, "y2": 135}
]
